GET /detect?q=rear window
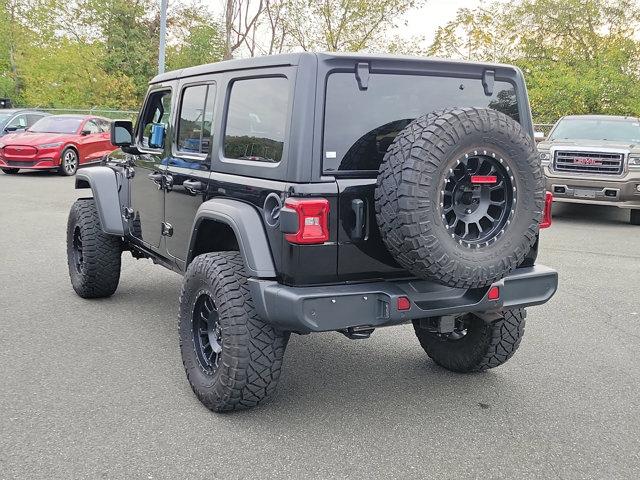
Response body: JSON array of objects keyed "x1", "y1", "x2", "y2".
[{"x1": 323, "y1": 73, "x2": 520, "y2": 172}]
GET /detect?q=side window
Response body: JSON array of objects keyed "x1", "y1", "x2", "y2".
[
  {"x1": 98, "y1": 119, "x2": 111, "y2": 132},
  {"x1": 177, "y1": 83, "x2": 216, "y2": 157},
  {"x1": 7, "y1": 114, "x2": 27, "y2": 130},
  {"x1": 139, "y1": 90, "x2": 172, "y2": 149},
  {"x1": 84, "y1": 120, "x2": 100, "y2": 134},
  {"x1": 224, "y1": 77, "x2": 288, "y2": 163}
]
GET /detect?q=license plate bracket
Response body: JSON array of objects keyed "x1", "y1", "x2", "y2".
[{"x1": 574, "y1": 189, "x2": 596, "y2": 199}]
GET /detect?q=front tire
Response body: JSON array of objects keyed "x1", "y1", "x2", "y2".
[
  {"x1": 179, "y1": 252, "x2": 289, "y2": 412},
  {"x1": 66, "y1": 199, "x2": 122, "y2": 298},
  {"x1": 1, "y1": 167, "x2": 19, "y2": 174},
  {"x1": 630, "y1": 209, "x2": 640, "y2": 225},
  {"x1": 59, "y1": 148, "x2": 79, "y2": 176},
  {"x1": 413, "y1": 309, "x2": 526, "y2": 372}
]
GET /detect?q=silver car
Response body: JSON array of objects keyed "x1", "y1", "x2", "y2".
[
  {"x1": 538, "y1": 115, "x2": 640, "y2": 225},
  {"x1": 0, "y1": 109, "x2": 49, "y2": 137}
]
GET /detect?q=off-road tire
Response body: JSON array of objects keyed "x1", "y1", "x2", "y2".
[
  {"x1": 179, "y1": 252, "x2": 290, "y2": 412},
  {"x1": 375, "y1": 107, "x2": 544, "y2": 288},
  {"x1": 413, "y1": 309, "x2": 526, "y2": 372},
  {"x1": 1, "y1": 167, "x2": 19, "y2": 174},
  {"x1": 630, "y1": 209, "x2": 640, "y2": 225},
  {"x1": 59, "y1": 148, "x2": 79, "y2": 176},
  {"x1": 66, "y1": 199, "x2": 122, "y2": 298}
]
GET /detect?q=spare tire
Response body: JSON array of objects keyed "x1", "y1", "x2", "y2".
[{"x1": 375, "y1": 107, "x2": 544, "y2": 288}]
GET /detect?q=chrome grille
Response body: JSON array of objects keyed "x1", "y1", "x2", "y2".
[{"x1": 554, "y1": 151, "x2": 624, "y2": 175}]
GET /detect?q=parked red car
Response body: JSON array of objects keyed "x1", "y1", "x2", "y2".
[{"x1": 0, "y1": 115, "x2": 116, "y2": 176}]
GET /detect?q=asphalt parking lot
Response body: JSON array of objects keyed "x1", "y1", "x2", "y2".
[{"x1": 1, "y1": 171, "x2": 639, "y2": 479}]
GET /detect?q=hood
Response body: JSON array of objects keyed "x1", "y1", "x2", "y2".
[
  {"x1": 538, "y1": 138, "x2": 640, "y2": 153},
  {"x1": 0, "y1": 131, "x2": 73, "y2": 146}
]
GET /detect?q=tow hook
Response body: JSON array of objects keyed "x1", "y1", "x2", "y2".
[{"x1": 339, "y1": 326, "x2": 375, "y2": 339}]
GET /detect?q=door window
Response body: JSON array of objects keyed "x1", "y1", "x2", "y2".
[
  {"x1": 224, "y1": 77, "x2": 288, "y2": 163},
  {"x1": 139, "y1": 90, "x2": 172, "y2": 150},
  {"x1": 84, "y1": 120, "x2": 101, "y2": 134},
  {"x1": 177, "y1": 83, "x2": 216, "y2": 158},
  {"x1": 97, "y1": 119, "x2": 111, "y2": 132}
]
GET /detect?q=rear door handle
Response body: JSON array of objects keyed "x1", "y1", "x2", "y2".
[{"x1": 183, "y1": 179, "x2": 204, "y2": 192}]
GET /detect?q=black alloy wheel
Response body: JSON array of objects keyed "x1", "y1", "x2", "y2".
[
  {"x1": 441, "y1": 151, "x2": 515, "y2": 248},
  {"x1": 192, "y1": 292, "x2": 223, "y2": 373},
  {"x1": 72, "y1": 226, "x2": 84, "y2": 273}
]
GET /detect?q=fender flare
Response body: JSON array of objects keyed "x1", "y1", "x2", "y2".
[
  {"x1": 187, "y1": 198, "x2": 276, "y2": 278},
  {"x1": 75, "y1": 166, "x2": 124, "y2": 236}
]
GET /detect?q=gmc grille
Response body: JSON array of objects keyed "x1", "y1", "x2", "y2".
[{"x1": 554, "y1": 151, "x2": 624, "y2": 175}]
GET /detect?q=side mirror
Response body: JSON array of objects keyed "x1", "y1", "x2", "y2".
[
  {"x1": 148, "y1": 123, "x2": 166, "y2": 149},
  {"x1": 534, "y1": 131, "x2": 546, "y2": 142},
  {"x1": 111, "y1": 120, "x2": 134, "y2": 147},
  {"x1": 4, "y1": 126, "x2": 21, "y2": 132},
  {"x1": 80, "y1": 129, "x2": 91, "y2": 136}
]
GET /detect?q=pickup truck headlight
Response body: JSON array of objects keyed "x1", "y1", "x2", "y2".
[
  {"x1": 38, "y1": 142, "x2": 63, "y2": 149},
  {"x1": 629, "y1": 156, "x2": 640, "y2": 169},
  {"x1": 539, "y1": 151, "x2": 551, "y2": 166}
]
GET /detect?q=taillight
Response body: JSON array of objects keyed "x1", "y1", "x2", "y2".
[
  {"x1": 540, "y1": 191, "x2": 553, "y2": 229},
  {"x1": 283, "y1": 198, "x2": 330, "y2": 244}
]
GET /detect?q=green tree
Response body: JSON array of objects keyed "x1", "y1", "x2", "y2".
[
  {"x1": 167, "y1": 4, "x2": 225, "y2": 70},
  {"x1": 282, "y1": 0, "x2": 424, "y2": 52},
  {"x1": 429, "y1": 0, "x2": 640, "y2": 122}
]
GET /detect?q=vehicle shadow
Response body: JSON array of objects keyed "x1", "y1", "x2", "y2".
[
  {"x1": 4, "y1": 170, "x2": 57, "y2": 177},
  {"x1": 552, "y1": 202, "x2": 631, "y2": 226}
]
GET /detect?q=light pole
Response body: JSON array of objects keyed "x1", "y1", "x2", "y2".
[{"x1": 158, "y1": 0, "x2": 168, "y2": 74}]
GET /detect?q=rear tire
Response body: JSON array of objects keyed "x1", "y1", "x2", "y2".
[
  {"x1": 413, "y1": 309, "x2": 526, "y2": 372},
  {"x1": 179, "y1": 251, "x2": 289, "y2": 412},
  {"x1": 66, "y1": 199, "x2": 122, "y2": 298},
  {"x1": 59, "y1": 148, "x2": 79, "y2": 176},
  {"x1": 1, "y1": 167, "x2": 19, "y2": 174},
  {"x1": 630, "y1": 209, "x2": 640, "y2": 225}
]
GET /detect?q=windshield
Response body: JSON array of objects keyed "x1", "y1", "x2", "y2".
[
  {"x1": 549, "y1": 118, "x2": 640, "y2": 143},
  {"x1": 30, "y1": 117, "x2": 82, "y2": 134},
  {"x1": 0, "y1": 112, "x2": 13, "y2": 122},
  {"x1": 323, "y1": 72, "x2": 520, "y2": 172}
]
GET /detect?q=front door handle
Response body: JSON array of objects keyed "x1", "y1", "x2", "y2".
[{"x1": 183, "y1": 179, "x2": 204, "y2": 192}]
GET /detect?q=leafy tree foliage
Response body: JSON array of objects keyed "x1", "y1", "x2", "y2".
[
  {"x1": 429, "y1": 0, "x2": 640, "y2": 122},
  {"x1": 0, "y1": 0, "x2": 223, "y2": 108}
]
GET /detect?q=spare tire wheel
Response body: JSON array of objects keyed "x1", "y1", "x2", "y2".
[{"x1": 375, "y1": 107, "x2": 544, "y2": 288}]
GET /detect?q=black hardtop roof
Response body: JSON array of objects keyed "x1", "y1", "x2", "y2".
[{"x1": 150, "y1": 52, "x2": 520, "y2": 84}]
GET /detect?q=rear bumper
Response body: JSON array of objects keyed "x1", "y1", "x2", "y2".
[{"x1": 249, "y1": 265, "x2": 558, "y2": 333}]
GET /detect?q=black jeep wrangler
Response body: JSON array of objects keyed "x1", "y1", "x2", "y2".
[{"x1": 66, "y1": 53, "x2": 557, "y2": 412}]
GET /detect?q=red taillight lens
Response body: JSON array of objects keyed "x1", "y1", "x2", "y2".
[
  {"x1": 470, "y1": 175, "x2": 498, "y2": 184},
  {"x1": 397, "y1": 296, "x2": 411, "y2": 311},
  {"x1": 487, "y1": 286, "x2": 500, "y2": 300},
  {"x1": 540, "y1": 191, "x2": 553, "y2": 229},
  {"x1": 283, "y1": 198, "x2": 330, "y2": 244}
]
